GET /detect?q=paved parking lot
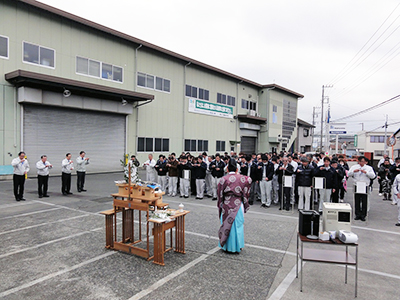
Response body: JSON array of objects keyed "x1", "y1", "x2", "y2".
[{"x1": 0, "y1": 171, "x2": 398, "y2": 299}]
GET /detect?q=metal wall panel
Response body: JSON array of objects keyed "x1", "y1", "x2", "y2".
[
  {"x1": 241, "y1": 136, "x2": 257, "y2": 155},
  {"x1": 23, "y1": 104, "x2": 125, "y2": 175}
]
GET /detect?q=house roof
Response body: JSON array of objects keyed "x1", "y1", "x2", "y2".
[
  {"x1": 297, "y1": 118, "x2": 315, "y2": 128},
  {"x1": 17, "y1": 0, "x2": 303, "y2": 99}
]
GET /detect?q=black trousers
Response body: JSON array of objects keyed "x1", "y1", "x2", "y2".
[
  {"x1": 13, "y1": 174, "x2": 25, "y2": 200},
  {"x1": 331, "y1": 189, "x2": 339, "y2": 203},
  {"x1": 77, "y1": 171, "x2": 86, "y2": 191},
  {"x1": 38, "y1": 175, "x2": 49, "y2": 196},
  {"x1": 61, "y1": 172, "x2": 71, "y2": 194},
  {"x1": 355, "y1": 193, "x2": 368, "y2": 218},
  {"x1": 279, "y1": 184, "x2": 291, "y2": 210}
]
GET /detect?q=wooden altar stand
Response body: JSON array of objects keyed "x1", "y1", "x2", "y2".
[{"x1": 100, "y1": 182, "x2": 189, "y2": 265}]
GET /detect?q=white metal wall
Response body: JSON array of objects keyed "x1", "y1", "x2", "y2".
[{"x1": 23, "y1": 104, "x2": 125, "y2": 175}]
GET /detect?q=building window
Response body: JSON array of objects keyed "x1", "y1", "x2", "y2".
[
  {"x1": 273, "y1": 105, "x2": 277, "y2": 112},
  {"x1": 218, "y1": 93, "x2": 236, "y2": 106},
  {"x1": 300, "y1": 146, "x2": 305, "y2": 153},
  {"x1": 154, "y1": 138, "x2": 170, "y2": 152},
  {"x1": 0, "y1": 35, "x2": 8, "y2": 59},
  {"x1": 184, "y1": 139, "x2": 208, "y2": 152},
  {"x1": 76, "y1": 56, "x2": 123, "y2": 82},
  {"x1": 216, "y1": 140, "x2": 226, "y2": 152},
  {"x1": 374, "y1": 150, "x2": 384, "y2": 156},
  {"x1": 241, "y1": 99, "x2": 256, "y2": 110},
  {"x1": 138, "y1": 137, "x2": 170, "y2": 152},
  {"x1": 303, "y1": 128, "x2": 309, "y2": 137},
  {"x1": 199, "y1": 88, "x2": 209, "y2": 100},
  {"x1": 23, "y1": 42, "x2": 55, "y2": 68},
  {"x1": 370, "y1": 136, "x2": 385, "y2": 143},
  {"x1": 138, "y1": 72, "x2": 170, "y2": 92}
]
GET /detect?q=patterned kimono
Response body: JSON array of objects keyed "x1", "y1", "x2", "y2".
[{"x1": 217, "y1": 172, "x2": 252, "y2": 252}]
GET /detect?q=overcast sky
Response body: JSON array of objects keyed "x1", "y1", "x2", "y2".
[{"x1": 39, "y1": 0, "x2": 400, "y2": 134}]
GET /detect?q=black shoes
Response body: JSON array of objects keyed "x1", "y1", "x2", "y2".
[
  {"x1": 354, "y1": 216, "x2": 360, "y2": 220},
  {"x1": 66, "y1": 192, "x2": 73, "y2": 195},
  {"x1": 20, "y1": 198, "x2": 26, "y2": 201},
  {"x1": 39, "y1": 195, "x2": 43, "y2": 198},
  {"x1": 360, "y1": 217, "x2": 366, "y2": 222},
  {"x1": 184, "y1": 195, "x2": 189, "y2": 198},
  {"x1": 81, "y1": 189, "x2": 87, "y2": 192},
  {"x1": 395, "y1": 223, "x2": 400, "y2": 227},
  {"x1": 212, "y1": 197, "x2": 217, "y2": 201},
  {"x1": 43, "y1": 195, "x2": 49, "y2": 197}
]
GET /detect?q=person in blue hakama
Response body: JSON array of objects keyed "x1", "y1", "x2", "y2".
[{"x1": 217, "y1": 158, "x2": 252, "y2": 253}]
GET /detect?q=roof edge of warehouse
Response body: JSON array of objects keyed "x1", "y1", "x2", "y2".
[
  {"x1": 18, "y1": 0, "x2": 304, "y2": 99},
  {"x1": 5, "y1": 69, "x2": 154, "y2": 102}
]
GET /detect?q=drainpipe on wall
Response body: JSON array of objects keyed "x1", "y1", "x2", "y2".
[
  {"x1": 183, "y1": 62, "x2": 191, "y2": 150},
  {"x1": 236, "y1": 80, "x2": 243, "y2": 153},
  {"x1": 134, "y1": 44, "x2": 142, "y2": 155}
]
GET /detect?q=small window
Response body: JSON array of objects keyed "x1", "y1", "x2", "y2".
[
  {"x1": 163, "y1": 79, "x2": 170, "y2": 92},
  {"x1": 273, "y1": 105, "x2": 277, "y2": 112},
  {"x1": 146, "y1": 74, "x2": 154, "y2": 89},
  {"x1": 89, "y1": 60, "x2": 101, "y2": 77},
  {"x1": 162, "y1": 138, "x2": 169, "y2": 151},
  {"x1": 250, "y1": 102, "x2": 256, "y2": 111},
  {"x1": 198, "y1": 140, "x2": 203, "y2": 152},
  {"x1": 191, "y1": 140, "x2": 196, "y2": 151},
  {"x1": 191, "y1": 86, "x2": 197, "y2": 98},
  {"x1": 155, "y1": 138, "x2": 162, "y2": 152},
  {"x1": 303, "y1": 128, "x2": 309, "y2": 137},
  {"x1": 186, "y1": 85, "x2": 192, "y2": 97},
  {"x1": 199, "y1": 88, "x2": 204, "y2": 100},
  {"x1": 242, "y1": 99, "x2": 249, "y2": 109},
  {"x1": 40, "y1": 47, "x2": 54, "y2": 67},
  {"x1": 113, "y1": 66, "x2": 123, "y2": 82},
  {"x1": 216, "y1": 140, "x2": 226, "y2": 152},
  {"x1": 145, "y1": 138, "x2": 153, "y2": 152},
  {"x1": 204, "y1": 140, "x2": 208, "y2": 151},
  {"x1": 77, "y1": 57, "x2": 89, "y2": 74},
  {"x1": 23, "y1": 42, "x2": 39, "y2": 64},
  {"x1": 138, "y1": 72, "x2": 146, "y2": 87},
  {"x1": 102, "y1": 63, "x2": 113, "y2": 80},
  {"x1": 227, "y1": 96, "x2": 235, "y2": 107},
  {"x1": 156, "y1": 77, "x2": 163, "y2": 91},
  {"x1": 204, "y1": 90, "x2": 209, "y2": 100},
  {"x1": 184, "y1": 139, "x2": 191, "y2": 152},
  {"x1": 0, "y1": 35, "x2": 8, "y2": 58},
  {"x1": 138, "y1": 137, "x2": 145, "y2": 152}
]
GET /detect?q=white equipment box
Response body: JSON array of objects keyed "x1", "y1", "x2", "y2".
[{"x1": 322, "y1": 202, "x2": 352, "y2": 236}]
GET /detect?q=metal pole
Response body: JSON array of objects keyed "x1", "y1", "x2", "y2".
[
  {"x1": 336, "y1": 134, "x2": 339, "y2": 155},
  {"x1": 320, "y1": 87, "x2": 324, "y2": 152},
  {"x1": 312, "y1": 107, "x2": 316, "y2": 151},
  {"x1": 384, "y1": 114, "x2": 388, "y2": 155}
]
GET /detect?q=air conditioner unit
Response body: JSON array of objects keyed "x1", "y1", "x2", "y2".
[
  {"x1": 256, "y1": 113, "x2": 261, "y2": 117},
  {"x1": 249, "y1": 110, "x2": 256, "y2": 116}
]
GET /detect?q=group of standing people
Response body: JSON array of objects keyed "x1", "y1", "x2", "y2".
[{"x1": 11, "y1": 151, "x2": 89, "y2": 201}]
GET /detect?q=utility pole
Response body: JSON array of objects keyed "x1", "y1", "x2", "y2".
[
  {"x1": 320, "y1": 85, "x2": 332, "y2": 152},
  {"x1": 312, "y1": 107, "x2": 316, "y2": 150},
  {"x1": 384, "y1": 114, "x2": 388, "y2": 155}
]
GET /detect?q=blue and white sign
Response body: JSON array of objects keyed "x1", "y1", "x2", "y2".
[{"x1": 329, "y1": 123, "x2": 347, "y2": 134}]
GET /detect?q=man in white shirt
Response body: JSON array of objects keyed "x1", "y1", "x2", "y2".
[
  {"x1": 61, "y1": 153, "x2": 74, "y2": 195},
  {"x1": 143, "y1": 154, "x2": 157, "y2": 182},
  {"x1": 288, "y1": 155, "x2": 298, "y2": 205},
  {"x1": 348, "y1": 156, "x2": 376, "y2": 221},
  {"x1": 392, "y1": 174, "x2": 400, "y2": 226},
  {"x1": 36, "y1": 155, "x2": 52, "y2": 198},
  {"x1": 11, "y1": 151, "x2": 30, "y2": 201},
  {"x1": 76, "y1": 151, "x2": 89, "y2": 192}
]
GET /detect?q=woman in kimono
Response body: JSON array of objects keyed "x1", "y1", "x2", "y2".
[{"x1": 217, "y1": 158, "x2": 252, "y2": 253}]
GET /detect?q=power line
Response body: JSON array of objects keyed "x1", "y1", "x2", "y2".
[
  {"x1": 328, "y1": 2, "x2": 400, "y2": 86},
  {"x1": 332, "y1": 94, "x2": 400, "y2": 122}
]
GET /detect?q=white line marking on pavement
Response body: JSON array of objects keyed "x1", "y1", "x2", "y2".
[
  {"x1": 267, "y1": 262, "x2": 303, "y2": 300},
  {"x1": 0, "y1": 252, "x2": 116, "y2": 298},
  {"x1": 0, "y1": 207, "x2": 62, "y2": 220},
  {"x1": 128, "y1": 246, "x2": 220, "y2": 300},
  {"x1": 0, "y1": 231, "x2": 90, "y2": 259},
  {"x1": 352, "y1": 225, "x2": 400, "y2": 236},
  {"x1": 0, "y1": 201, "x2": 36, "y2": 209},
  {"x1": 0, "y1": 214, "x2": 90, "y2": 236}
]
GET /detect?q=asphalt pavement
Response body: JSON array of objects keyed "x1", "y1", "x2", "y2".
[{"x1": 0, "y1": 170, "x2": 398, "y2": 299}]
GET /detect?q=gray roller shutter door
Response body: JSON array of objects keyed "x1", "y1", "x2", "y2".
[
  {"x1": 241, "y1": 136, "x2": 257, "y2": 154},
  {"x1": 23, "y1": 105, "x2": 125, "y2": 175}
]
